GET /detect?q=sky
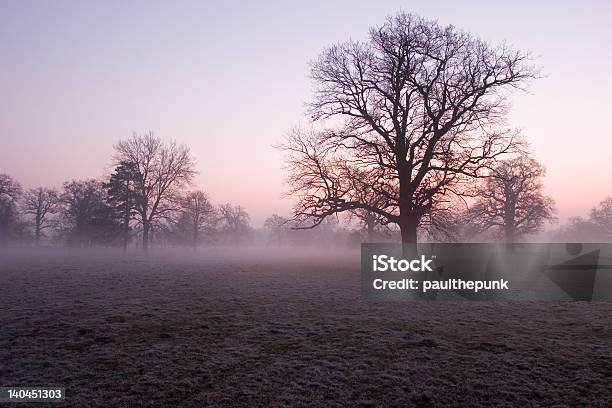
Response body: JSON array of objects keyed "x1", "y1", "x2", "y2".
[{"x1": 1, "y1": 0, "x2": 611, "y2": 226}]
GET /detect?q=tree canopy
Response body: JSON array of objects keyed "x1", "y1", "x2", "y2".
[{"x1": 281, "y1": 13, "x2": 536, "y2": 243}]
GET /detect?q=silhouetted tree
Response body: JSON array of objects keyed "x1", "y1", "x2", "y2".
[
  {"x1": 59, "y1": 179, "x2": 120, "y2": 246},
  {"x1": 469, "y1": 155, "x2": 556, "y2": 242},
  {"x1": 557, "y1": 197, "x2": 612, "y2": 242},
  {"x1": 554, "y1": 216, "x2": 607, "y2": 242},
  {"x1": 263, "y1": 214, "x2": 291, "y2": 245},
  {"x1": 280, "y1": 13, "x2": 535, "y2": 243},
  {"x1": 0, "y1": 174, "x2": 23, "y2": 243},
  {"x1": 104, "y1": 161, "x2": 143, "y2": 250},
  {"x1": 22, "y1": 187, "x2": 60, "y2": 246},
  {"x1": 113, "y1": 132, "x2": 196, "y2": 250},
  {"x1": 350, "y1": 209, "x2": 397, "y2": 242},
  {"x1": 420, "y1": 203, "x2": 485, "y2": 242},
  {"x1": 218, "y1": 204, "x2": 252, "y2": 245},
  {"x1": 173, "y1": 190, "x2": 217, "y2": 250},
  {"x1": 590, "y1": 197, "x2": 612, "y2": 237}
]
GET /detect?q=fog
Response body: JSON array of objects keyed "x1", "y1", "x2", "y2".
[
  {"x1": 2, "y1": 240, "x2": 611, "y2": 406},
  {"x1": 0, "y1": 244, "x2": 360, "y2": 272}
]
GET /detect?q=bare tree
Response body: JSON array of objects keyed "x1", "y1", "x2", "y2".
[
  {"x1": 420, "y1": 206, "x2": 468, "y2": 242},
  {"x1": 550, "y1": 198, "x2": 612, "y2": 242},
  {"x1": 468, "y1": 155, "x2": 556, "y2": 242},
  {"x1": 349, "y1": 209, "x2": 396, "y2": 242},
  {"x1": 175, "y1": 190, "x2": 217, "y2": 250},
  {"x1": 279, "y1": 13, "x2": 536, "y2": 243},
  {"x1": 553, "y1": 216, "x2": 608, "y2": 242},
  {"x1": 113, "y1": 132, "x2": 197, "y2": 250},
  {"x1": 589, "y1": 197, "x2": 612, "y2": 237},
  {"x1": 22, "y1": 187, "x2": 60, "y2": 246},
  {"x1": 263, "y1": 214, "x2": 291, "y2": 245},
  {"x1": 218, "y1": 204, "x2": 252, "y2": 245}
]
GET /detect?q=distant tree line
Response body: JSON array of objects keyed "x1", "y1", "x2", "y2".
[
  {"x1": 0, "y1": 133, "x2": 253, "y2": 250},
  {"x1": 1, "y1": 131, "x2": 609, "y2": 248}
]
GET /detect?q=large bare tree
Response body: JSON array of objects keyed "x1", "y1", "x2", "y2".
[
  {"x1": 113, "y1": 133, "x2": 196, "y2": 250},
  {"x1": 280, "y1": 13, "x2": 536, "y2": 243},
  {"x1": 468, "y1": 155, "x2": 556, "y2": 242},
  {"x1": 22, "y1": 187, "x2": 60, "y2": 246}
]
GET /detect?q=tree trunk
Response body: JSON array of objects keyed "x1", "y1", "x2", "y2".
[
  {"x1": 399, "y1": 213, "x2": 422, "y2": 298},
  {"x1": 399, "y1": 215, "x2": 418, "y2": 244},
  {"x1": 365, "y1": 213, "x2": 375, "y2": 242},
  {"x1": 34, "y1": 217, "x2": 41, "y2": 247},
  {"x1": 397, "y1": 159, "x2": 417, "y2": 244},
  {"x1": 123, "y1": 199, "x2": 130, "y2": 251},
  {"x1": 504, "y1": 201, "x2": 516, "y2": 243},
  {"x1": 504, "y1": 226, "x2": 516, "y2": 243},
  {"x1": 142, "y1": 222, "x2": 149, "y2": 251},
  {"x1": 123, "y1": 225, "x2": 129, "y2": 251},
  {"x1": 192, "y1": 227, "x2": 198, "y2": 252}
]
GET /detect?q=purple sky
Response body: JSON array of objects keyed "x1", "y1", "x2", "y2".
[{"x1": 1, "y1": 0, "x2": 611, "y2": 226}]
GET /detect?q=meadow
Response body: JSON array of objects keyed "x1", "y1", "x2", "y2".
[{"x1": 1, "y1": 248, "x2": 611, "y2": 407}]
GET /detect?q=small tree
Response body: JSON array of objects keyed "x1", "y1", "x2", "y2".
[
  {"x1": 175, "y1": 190, "x2": 217, "y2": 250},
  {"x1": 104, "y1": 161, "x2": 143, "y2": 250},
  {"x1": 263, "y1": 214, "x2": 291, "y2": 245},
  {"x1": 218, "y1": 204, "x2": 252, "y2": 245},
  {"x1": 558, "y1": 197, "x2": 612, "y2": 242},
  {"x1": 0, "y1": 174, "x2": 23, "y2": 243},
  {"x1": 22, "y1": 187, "x2": 60, "y2": 246},
  {"x1": 113, "y1": 132, "x2": 196, "y2": 250},
  {"x1": 349, "y1": 209, "x2": 398, "y2": 242},
  {"x1": 469, "y1": 155, "x2": 556, "y2": 242},
  {"x1": 554, "y1": 216, "x2": 607, "y2": 242},
  {"x1": 589, "y1": 197, "x2": 612, "y2": 236},
  {"x1": 59, "y1": 179, "x2": 120, "y2": 246}
]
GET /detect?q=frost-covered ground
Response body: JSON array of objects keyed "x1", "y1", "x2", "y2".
[{"x1": 1, "y1": 248, "x2": 611, "y2": 407}]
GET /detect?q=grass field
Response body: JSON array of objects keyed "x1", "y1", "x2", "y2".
[{"x1": 1, "y1": 248, "x2": 611, "y2": 407}]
